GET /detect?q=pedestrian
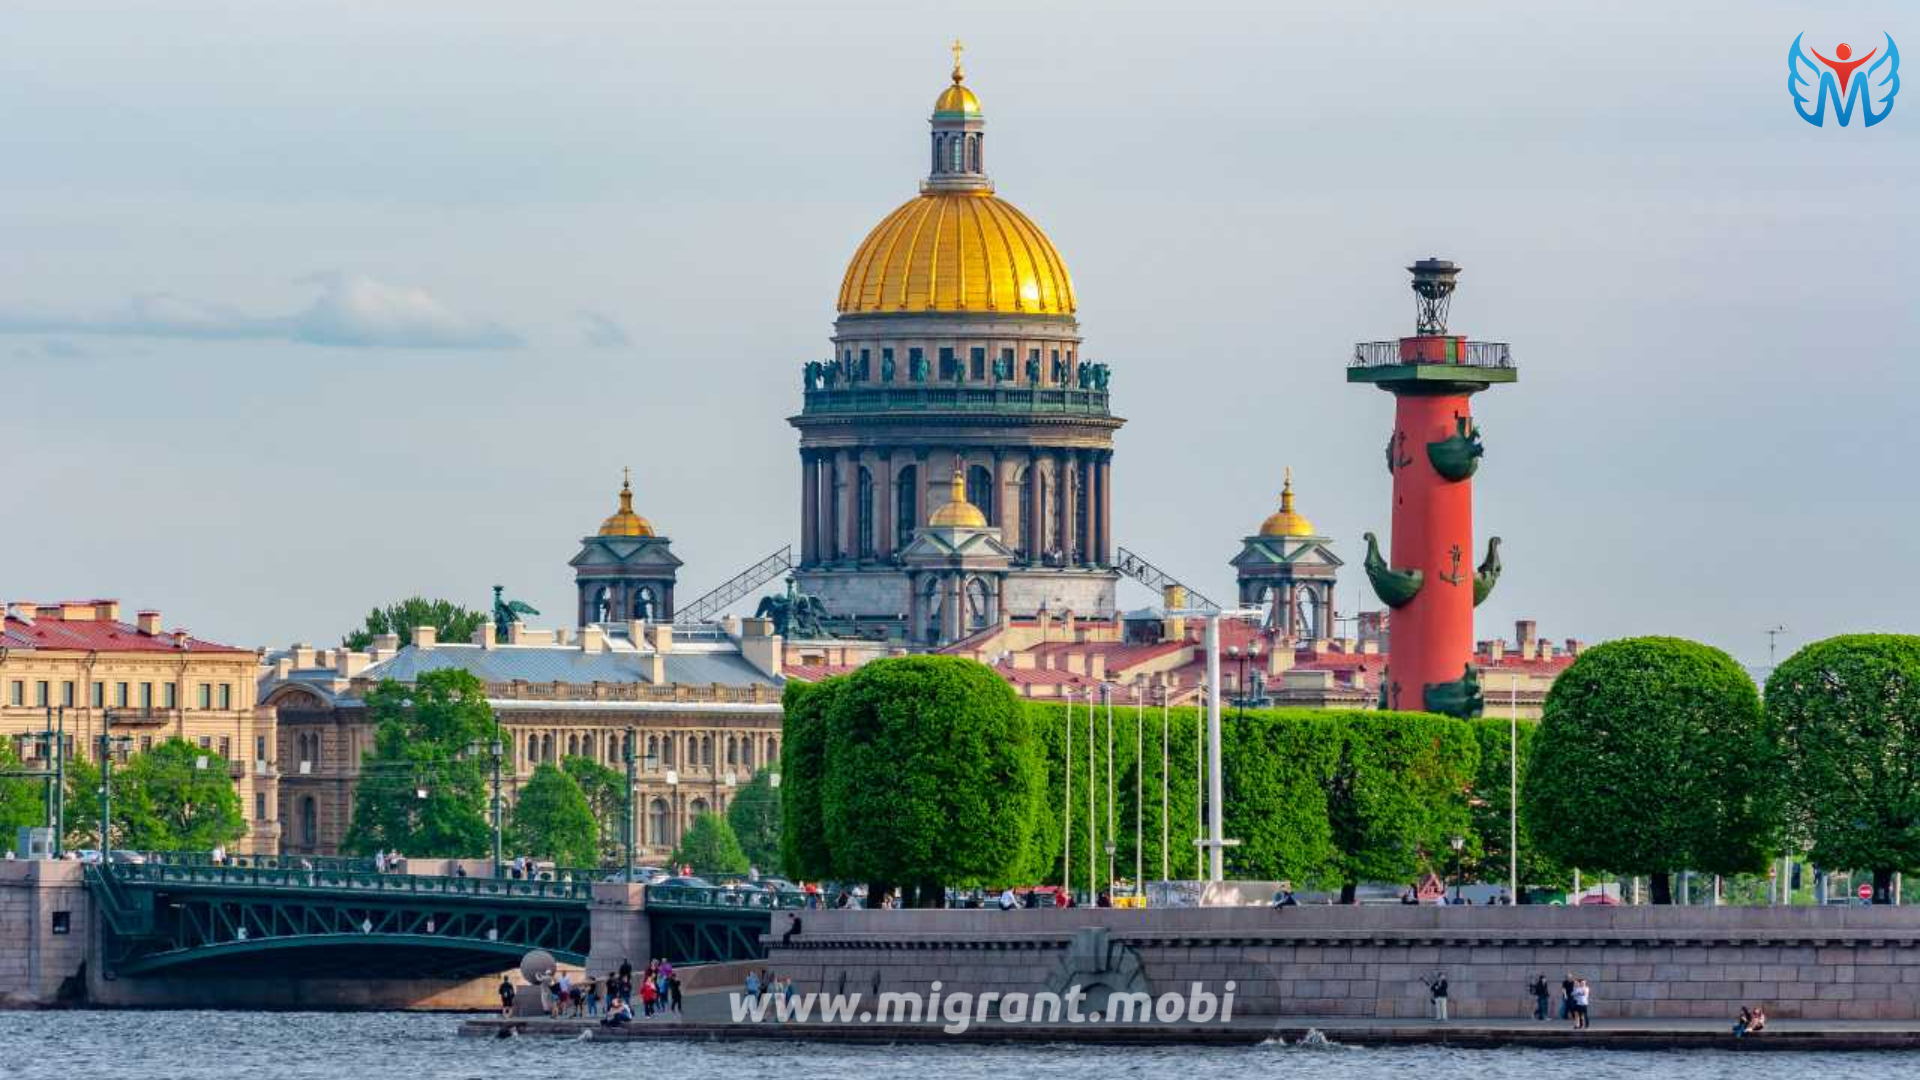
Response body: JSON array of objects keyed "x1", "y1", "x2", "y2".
[
  {"x1": 585, "y1": 973, "x2": 601, "y2": 1017},
  {"x1": 497, "y1": 975, "x2": 515, "y2": 1019},
  {"x1": 669, "y1": 971, "x2": 683, "y2": 1014},
  {"x1": 998, "y1": 886, "x2": 1017, "y2": 911},
  {"x1": 1424, "y1": 971, "x2": 1449, "y2": 1022},
  {"x1": 1529, "y1": 974, "x2": 1550, "y2": 1021},
  {"x1": 1572, "y1": 977, "x2": 1592, "y2": 1029},
  {"x1": 639, "y1": 974, "x2": 659, "y2": 1017},
  {"x1": 745, "y1": 969, "x2": 760, "y2": 1003},
  {"x1": 1560, "y1": 972, "x2": 1575, "y2": 1021},
  {"x1": 553, "y1": 971, "x2": 573, "y2": 1019}
]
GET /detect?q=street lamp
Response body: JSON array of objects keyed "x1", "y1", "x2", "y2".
[
  {"x1": 622, "y1": 727, "x2": 637, "y2": 883},
  {"x1": 1449, "y1": 834, "x2": 1466, "y2": 902},
  {"x1": 1167, "y1": 605, "x2": 1262, "y2": 882}
]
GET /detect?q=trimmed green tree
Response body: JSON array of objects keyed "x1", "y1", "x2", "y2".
[
  {"x1": 1523, "y1": 636, "x2": 1781, "y2": 903},
  {"x1": 343, "y1": 669, "x2": 495, "y2": 857},
  {"x1": 113, "y1": 738, "x2": 249, "y2": 851},
  {"x1": 343, "y1": 597, "x2": 487, "y2": 652},
  {"x1": 509, "y1": 762, "x2": 600, "y2": 867},
  {"x1": 1324, "y1": 711, "x2": 1480, "y2": 901},
  {"x1": 672, "y1": 811, "x2": 749, "y2": 876},
  {"x1": 561, "y1": 754, "x2": 628, "y2": 864},
  {"x1": 819, "y1": 656, "x2": 1044, "y2": 906},
  {"x1": 779, "y1": 678, "x2": 836, "y2": 880},
  {"x1": 1467, "y1": 716, "x2": 1561, "y2": 892},
  {"x1": 1222, "y1": 709, "x2": 1341, "y2": 888},
  {"x1": 727, "y1": 770, "x2": 782, "y2": 874},
  {"x1": 1770, "y1": 634, "x2": 1920, "y2": 903}
]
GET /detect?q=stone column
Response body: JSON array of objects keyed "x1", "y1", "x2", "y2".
[
  {"x1": 906, "y1": 572, "x2": 922, "y2": 644},
  {"x1": 1097, "y1": 450, "x2": 1113, "y2": 567},
  {"x1": 876, "y1": 450, "x2": 895, "y2": 558},
  {"x1": 1055, "y1": 450, "x2": 1073, "y2": 565},
  {"x1": 1077, "y1": 452, "x2": 1094, "y2": 567},
  {"x1": 840, "y1": 449, "x2": 860, "y2": 561},
  {"x1": 943, "y1": 575, "x2": 964, "y2": 643},
  {"x1": 913, "y1": 450, "x2": 930, "y2": 530},
  {"x1": 800, "y1": 450, "x2": 817, "y2": 564},
  {"x1": 1026, "y1": 449, "x2": 1043, "y2": 564},
  {"x1": 991, "y1": 450, "x2": 1011, "y2": 530},
  {"x1": 815, "y1": 452, "x2": 835, "y2": 565}
]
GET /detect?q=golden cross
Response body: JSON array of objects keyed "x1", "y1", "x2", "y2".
[
  {"x1": 950, "y1": 38, "x2": 965, "y2": 78},
  {"x1": 622, "y1": 465, "x2": 632, "y2": 488}
]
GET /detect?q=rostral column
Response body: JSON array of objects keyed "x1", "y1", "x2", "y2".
[{"x1": 1348, "y1": 258, "x2": 1516, "y2": 717}]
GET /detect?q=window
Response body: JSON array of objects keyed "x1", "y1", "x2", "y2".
[
  {"x1": 938, "y1": 347, "x2": 957, "y2": 380},
  {"x1": 663, "y1": 735, "x2": 675, "y2": 767},
  {"x1": 114, "y1": 683, "x2": 129, "y2": 708},
  {"x1": 256, "y1": 735, "x2": 267, "y2": 762},
  {"x1": 649, "y1": 798, "x2": 671, "y2": 846},
  {"x1": 858, "y1": 348, "x2": 870, "y2": 381},
  {"x1": 139, "y1": 683, "x2": 153, "y2": 710},
  {"x1": 199, "y1": 736, "x2": 211, "y2": 750},
  {"x1": 218, "y1": 684, "x2": 232, "y2": 710},
  {"x1": 197, "y1": 684, "x2": 211, "y2": 709},
  {"x1": 163, "y1": 683, "x2": 177, "y2": 709},
  {"x1": 8, "y1": 680, "x2": 22, "y2": 706},
  {"x1": 34, "y1": 681, "x2": 48, "y2": 707},
  {"x1": 894, "y1": 464, "x2": 918, "y2": 546},
  {"x1": 140, "y1": 736, "x2": 153, "y2": 753},
  {"x1": 255, "y1": 792, "x2": 267, "y2": 821},
  {"x1": 881, "y1": 347, "x2": 894, "y2": 381},
  {"x1": 1028, "y1": 348, "x2": 1040, "y2": 382},
  {"x1": 219, "y1": 736, "x2": 231, "y2": 760},
  {"x1": 970, "y1": 347, "x2": 986, "y2": 381},
  {"x1": 300, "y1": 797, "x2": 317, "y2": 847},
  {"x1": 967, "y1": 464, "x2": 995, "y2": 521},
  {"x1": 857, "y1": 467, "x2": 875, "y2": 558},
  {"x1": 908, "y1": 347, "x2": 925, "y2": 381},
  {"x1": 91, "y1": 683, "x2": 104, "y2": 708},
  {"x1": 61, "y1": 682, "x2": 74, "y2": 707}
]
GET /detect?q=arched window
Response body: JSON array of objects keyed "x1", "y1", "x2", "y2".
[
  {"x1": 299, "y1": 796, "x2": 317, "y2": 847},
  {"x1": 966, "y1": 576, "x2": 993, "y2": 630},
  {"x1": 529, "y1": 733, "x2": 540, "y2": 762},
  {"x1": 895, "y1": 465, "x2": 918, "y2": 546},
  {"x1": 567, "y1": 733, "x2": 579, "y2": 757},
  {"x1": 727, "y1": 736, "x2": 738, "y2": 767},
  {"x1": 742, "y1": 739, "x2": 755, "y2": 769},
  {"x1": 663, "y1": 735, "x2": 676, "y2": 767},
  {"x1": 592, "y1": 586, "x2": 612, "y2": 623},
  {"x1": 767, "y1": 736, "x2": 779, "y2": 764},
  {"x1": 646, "y1": 734, "x2": 659, "y2": 765},
  {"x1": 701, "y1": 735, "x2": 714, "y2": 767},
  {"x1": 633, "y1": 586, "x2": 656, "y2": 620},
  {"x1": 966, "y1": 134, "x2": 979, "y2": 172},
  {"x1": 949, "y1": 135, "x2": 963, "y2": 172},
  {"x1": 967, "y1": 464, "x2": 994, "y2": 522},
  {"x1": 649, "y1": 798, "x2": 672, "y2": 846},
  {"x1": 690, "y1": 797, "x2": 710, "y2": 819},
  {"x1": 857, "y1": 467, "x2": 875, "y2": 558},
  {"x1": 922, "y1": 577, "x2": 943, "y2": 641}
]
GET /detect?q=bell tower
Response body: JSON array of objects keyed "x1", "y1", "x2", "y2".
[{"x1": 570, "y1": 469, "x2": 683, "y2": 625}]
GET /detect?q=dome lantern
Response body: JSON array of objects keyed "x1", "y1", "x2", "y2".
[
  {"x1": 598, "y1": 467, "x2": 656, "y2": 537},
  {"x1": 928, "y1": 458, "x2": 989, "y2": 529},
  {"x1": 1260, "y1": 467, "x2": 1317, "y2": 537},
  {"x1": 925, "y1": 39, "x2": 991, "y2": 195}
]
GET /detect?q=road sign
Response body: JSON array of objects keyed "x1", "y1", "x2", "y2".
[{"x1": 1859, "y1": 883, "x2": 1875, "y2": 900}]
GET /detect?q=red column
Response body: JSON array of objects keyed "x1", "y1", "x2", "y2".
[{"x1": 1387, "y1": 392, "x2": 1477, "y2": 706}]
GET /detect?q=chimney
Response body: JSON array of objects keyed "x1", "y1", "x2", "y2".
[
  {"x1": 579, "y1": 625, "x2": 607, "y2": 653},
  {"x1": 336, "y1": 649, "x2": 370, "y2": 678},
  {"x1": 1487, "y1": 638, "x2": 1505, "y2": 663},
  {"x1": 136, "y1": 610, "x2": 163, "y2": 635},
  {"x1": 1565, "y1": 638, "x2": 1585, "y2": 656},
  {"x1": 650, "y1": 652, "x2": 667, "y2": 684},
  {"x1": 274, "y1": 657, "x2": 292, "y2": 679},
  {"x1": 739, "y1": 617, "x2": 783, "y2": 680},
  {"x1": 94, "y1": 601, "x2": 121, "y2": 622},
  {"x1": 1064, "y1": 653, "x2": 1085, "y2": 676},
  {"x1": 1089, "y1": 653, "x2": 1107, "y2": 681},
  {"x1": 651, "y1": 624, "x2": 675, "y2": 654},
  {"x1": 506, "y1": 620, "x2": 525, "y2": 645},
  {"x1": 1515, "y1": 619, "x2": 1538, "y2": 656},
  {"x1": 411, "y1": 624, "x2": 436, "y2": 649},
  {"x1": 290, "y1": 644, "x2": 316, "y2": 669},
  {"x1": 1161, "y1": 584, "x2": 1187, "y2": 642},
  {"x1": 1538, "y1": 639, "x2": 1557, "y2": 661}
]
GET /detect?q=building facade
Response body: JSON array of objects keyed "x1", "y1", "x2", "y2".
[
  {"x1": 0, "y1": 600, "x2": 279, "y2": 853},
  {"x1": 262, "y1": 617, "x2": 785, "y2": 862},
  {"x1": 790, "y1": 54, "x2": 1122, "y2": 643}
]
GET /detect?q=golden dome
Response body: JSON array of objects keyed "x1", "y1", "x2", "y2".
[
  {"x1": 928, "y1": 468, "x2": 988, "y2": 529},
  {"x1": 1260, "y1": 468, "x2": 1316, "y2": 537},
  {"x1": 598, "y1": 469, "x2": 655, "y2": 537},
  {"x1": 838, "y1": 193, "x2": 1076, "y2": 315}
]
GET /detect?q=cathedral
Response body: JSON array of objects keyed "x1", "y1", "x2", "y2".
[{"x1": 790, "y1": 49, "x2": 1122, "y2": 645}]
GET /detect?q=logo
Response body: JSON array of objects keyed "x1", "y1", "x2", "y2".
[{"x1": 1789, "y1": 33, "x2": 1900, "y2": 127}]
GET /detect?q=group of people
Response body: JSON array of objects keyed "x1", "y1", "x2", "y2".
[
  {"x1": 743, "y1": 968, "x2": 797, "y2": 1016},
  {"x1": 493, "y1": 957, "x2": 684, "y2": 1025},
  {"x1": 1528, "y1": 973, "x2": 1594, "y2": 1028}
]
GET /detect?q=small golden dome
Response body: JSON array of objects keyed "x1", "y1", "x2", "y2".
[
  {"x1": 599, "y1": 469, "x2": 655, "y2": 537},
  {"x1": 1260, "y1": 468, "x2": 1316, "y2": 537},
  {"x1": 839, "y1": 193, "x2": 1075, "y2": 315},
  {"x1": 935, "y1": 39, "x2": 981, "y2": 115},
  {"x1": 928, "y1": 467, "x2": 988, "y2": 529}
]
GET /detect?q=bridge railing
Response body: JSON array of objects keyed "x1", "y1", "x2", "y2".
[
  {"x1": 646, "y1": 882, "x2": 808, "y2": 910},
  {"x1": 107, "y1": 861, "x2": 593, "y2": 902}
]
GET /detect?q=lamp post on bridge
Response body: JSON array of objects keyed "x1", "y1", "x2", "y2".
[
  {"x1": 95, "y1": 713, "x2": 135, "y2": 854},
  {"x1": 623, "y1": 726, "x2": 637, "y2": 883},
  {"x1": 1168, "y1": 605, "x2": 1262, "y2": 882}
]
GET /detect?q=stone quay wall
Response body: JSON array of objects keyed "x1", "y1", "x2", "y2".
[
  {"x1": 0, "y1": 860, "x2": 91, "y2": 1008},
  {"x1": 765, "y1": 906, "x2": 1920, "y2": 1021}
]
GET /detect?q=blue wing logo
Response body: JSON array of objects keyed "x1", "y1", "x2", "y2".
[{"x1": 1790, "y1": 33, "x2": 1900, "y2": 127}]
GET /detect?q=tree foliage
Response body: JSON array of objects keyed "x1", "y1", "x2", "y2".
[
  {"x1": 509, "y1": 762, "x2": 601, "y2": 867},
  {"x1": 343, "y1": 597, "x2": 487, "y2": 652},
  {"x1": 1523, "y1": 637, "x2": 1780, "y2": 901},
  {"x1": 1321, "y1": 712, "x2": 1479, "y2": 898},
  {"x1": 112, "y1": 739, "x2": 248, "y2": 851},
  {"x1": 1770, "y1": 634, "x2": 1920, "y2": 901},
  {"x1": 727, "y1": 769, "x2": 782, "y2": 873},
  {"x1": 779, "y1": 678, "x2": 837, "y2": 880},
  {"x1": 672, "y1": 811, "x2": 749, "y2": 876},
  {"x1": 810, "y1": 657, "x2": 1043, "y2": 902},
  {"x1": 0, "y1": 739, "x2": 47, "y2": 845},
  {"x1": 1467, "y1": 716, "x2": 1563, "y2": 890},
  {"x1": 343, "y1": 669, "x2": 495, "y2": 857},
  {"x1": 1221, "y1": 710, "x2": 1341, "y2": 886},
  {"x1": 561, "y1": 754, "x2": 628, "y2": 864},
  {"x1": 1026, "y1": 697, "x2": 1203, "y2": 893}
]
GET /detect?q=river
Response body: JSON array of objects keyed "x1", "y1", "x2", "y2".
[{"x1": 0, "y1": 1011, "x2": 1911, "y2": 1079}]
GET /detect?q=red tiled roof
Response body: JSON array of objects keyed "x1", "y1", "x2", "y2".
[
  {"x1": 781, "y1": 664, "x2": 861, "y2": 683},
  {"x1": 993, "y1": 665, "x2": 1097, "y2": 688},
  {"x1": 0, "y1": 614, "x2": 247, "y2": 654}
]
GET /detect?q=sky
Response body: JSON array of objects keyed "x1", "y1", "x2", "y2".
[{"x1": 3, "y1": 0, "x2": 1915, "y2": 671}]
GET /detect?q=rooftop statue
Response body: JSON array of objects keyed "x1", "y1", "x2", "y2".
[
  {"x1": 492, "y1": 585, "x2": 539, "y2": 642},
  {"x1": 755, "y1": 576, "x2": 833, "y2": 640}
]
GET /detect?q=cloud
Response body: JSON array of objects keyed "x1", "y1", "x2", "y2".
[
  {"x1": 579, "y1": 310, "x2": 631, "y2": 348},
  {"x1": 12, "y1": 338, "x2": 91, "y2": 361},
  {"x1": 0, "y1": 273, "x2": 521, "y2": 349}
]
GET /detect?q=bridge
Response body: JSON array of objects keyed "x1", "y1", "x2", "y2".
[{"x1": 82, "y1": 854, "x2": 800, "y2": 981}]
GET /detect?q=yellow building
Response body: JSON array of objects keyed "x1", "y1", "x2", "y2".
[{"x1": 0, "y1": 600, "x2": 279, "y2": 853}]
